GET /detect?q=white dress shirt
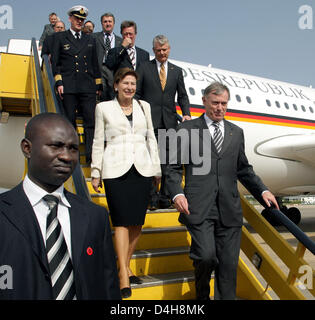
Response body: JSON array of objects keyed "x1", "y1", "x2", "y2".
[
  {"x1": 70, "y1": 28, "x2": 82, "y2": 39},
  {"x1": 156, "y1": 59, "x2": 168, "y2": 78},
  {"x1": 23, "y1": 175, "x2": 72, "y2": 258},
  {"x1": 203, "y1": 113, "x2": 225, "y2": 139},
  {"x1": 103, "y1": 32, "x2": 115, "y2": 49}
]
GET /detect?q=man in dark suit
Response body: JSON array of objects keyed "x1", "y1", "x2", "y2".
[
  {"x1": 94, "y1": 13, "x2": 122, "y2": 101},
  {"x1": 51, "y1": 5, "x2": 102, "y2": 164},
  {"x1": 105, "y1": 20, "x2": 149, "y2": 74},
  {"x1": 41, "y1": 20, "x2": 65, "y2": 58},
  {"x1": 166, "y1": 82, "x2": 279, "y2": 300},
  {"x1": 0, "y1": 113, "x2": 120, "y2": 300},
  {"x1": 135, "y1": 35, "x2": 191, "y2": 209}
]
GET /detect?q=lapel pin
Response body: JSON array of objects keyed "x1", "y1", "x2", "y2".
[{"x1": 87, "y1": 247, "x2": 93, "y2": 256}]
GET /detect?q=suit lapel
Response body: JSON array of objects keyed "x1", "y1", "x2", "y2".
[
  {"x1": 66, "y1": 30, "x2": 88, "y2": 52},
  {"x1": 112, "y1": 98, "x2": 133, "y2": 129},
  {"x1": 132, "y1": 99, "x2": 145, "y2": 132},
  {"x1": 66, "y1": 30, "x2": 79, "y2": 50},
  {"x1": 221, "y1": 119, "x2": 234, "y2": 155},
  {"x1": 151, "y1": 59, "x2": 163, "y2": 89},
  {"x1": 0, "y1": 183, "x2": 49, "y2": 273},
  {"x1": 197, "y1": 114, "x2": 216, "y2": 154},
  {"x1": 114, "y1": 34, "x2": 122, "y2": 46},
  {"x1": 79, "y1": 33, "x2": 89, "y2": 52},
  {"x1": 66, "y1": 191, "x2": 89, "y2": 270},
  {"x1": 165, "y1": 62, "x2": 175, "y2": 91},
  {"x1": 135, "y1": 47, "x2": 141, "y2": 69},
  {"x1": 97, "y1": 32, "x2": 106, "y2": 50}
]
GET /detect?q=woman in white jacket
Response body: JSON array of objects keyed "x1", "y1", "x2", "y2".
[{"x1": 91, "y1": 68, "x2": 161, "y2": 298}]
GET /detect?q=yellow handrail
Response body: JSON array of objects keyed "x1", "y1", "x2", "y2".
[{"x1": 240, "y1": 194, "x2": 314, "y2": 299}]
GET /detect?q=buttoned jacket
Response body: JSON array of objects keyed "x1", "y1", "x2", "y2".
[{"x1": 91, "y1": 99, "x2": 161, "y2": 179}]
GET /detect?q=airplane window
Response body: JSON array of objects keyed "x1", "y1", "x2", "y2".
[
  {"x1": 266, "y1": 99, "x2": 271, "y2": 107},
  {"x1": 301, "y1": 105, "x2": 306, "y2": 112},
  {"x1": 275, "y1": 101, "x2": 281, "y2": 108},
  {"x1": 293, "y1": 104, "x2": 298, "y2": 111},
  {"x1": 236, "y1": 95, "x2": 241, "y2": 102},
  {"x1": 189, "y1": 87, "x2": 195, "y2": 95},
  {"x1": 309, "y1": 107, "x2": 314, "y2": 113},
  {"x1": 284, "y1": 102, "x2": 289, "y2": 110},
  {"x1": 246, "y1": 96, "x2": 252, "y2": 104}
]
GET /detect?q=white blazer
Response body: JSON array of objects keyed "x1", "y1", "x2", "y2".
[{"x1": 91, "y1": 98, "x2": 162, "y2": 179}]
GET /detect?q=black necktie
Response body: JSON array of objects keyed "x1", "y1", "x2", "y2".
[
  {"x1": 43, "y1": 195, "x2": 76, "y2": 300},
  {"x1": 75, "y1": 32, "x2": 80, "y2": 41},
  {"x1": 105, "y1": 33, "x2": 111, "y2": 55},
  {"x1": 212, "y1": 122, "x2": 223, "y2": 153}
]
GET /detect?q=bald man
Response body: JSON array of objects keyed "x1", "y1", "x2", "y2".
[{"x1": 0, "y1": 113, "x2": 120, "y2": 300}]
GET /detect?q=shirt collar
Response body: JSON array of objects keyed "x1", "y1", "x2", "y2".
[
  {"x1": 127, "y1": 45, "x2": 136, "y2": 52},
  {"x1": 70, "y1": 28, "x2": 81, "y2": 37},
  {"x1": 156, "y1": 59, "x2": 168, "y2": 68},
  {"x1": 23, "y1": 175, "x2": 71, "y2": 208},
  {"x1": 204, "y1": 113, "x2": 224, "y2": 128}
]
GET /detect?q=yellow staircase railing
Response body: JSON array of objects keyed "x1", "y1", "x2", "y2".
[{"x1": 240, "y1": 195, "x2": 315, "y2": 300}]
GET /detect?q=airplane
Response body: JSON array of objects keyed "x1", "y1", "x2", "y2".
[
  {"x1": 171, "y1": 58, "x2": 315, "y2": 224},
  {"x1": 1, "y1": 39, "x2": 315, "y2": 225}
]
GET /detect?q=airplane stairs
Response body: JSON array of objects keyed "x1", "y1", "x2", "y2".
[
  {"x1": 1, "y1": 39, "x2": 315, "y2": 300},
  {"x1": 76, "y1": 108, "x2": 315, "y2": 300}
]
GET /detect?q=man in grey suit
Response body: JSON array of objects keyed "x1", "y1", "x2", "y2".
[
  {"x1": 135, "y1": 35, "x2": 191, "y2": 209},
  {"x1": 38, "y1": 12, "x2": 58, "y2": 50},
  {"x1": 94, "y1": 13, "x2": 122, "y2": 101},
  {"x1": 166, "y1": 82, "x2": 279, "y2": 300}
]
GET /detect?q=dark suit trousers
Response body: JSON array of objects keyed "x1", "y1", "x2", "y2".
[
  {"x1": 62, "y1": 93, "x2": 96, "y2": 162},
  {"x1": 100, "y1": 64, "x2": 115, "y2": 102},
  {"x1": 186, "y1": 206, "x2": 242, "y2": 300},
  {"x1": 152, "y1": 127, "x2": 170, "y2": 199}
]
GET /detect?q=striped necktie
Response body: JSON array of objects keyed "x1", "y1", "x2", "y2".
[
  {"x1": 43, "y1": 195, "x2": 76, "y2": 300},
  {"x1": 160, "y1": 63, "x2": 166, "y2": 91},
  {"x1": 104, "y1": 33, "x2": 111, "y2": 56},
  {"x1": 128, "y1": 47, "x2": 136, "y2": 70},
  {"x1": 212, "y1": 121, "x2": 223, "y2": 153}
]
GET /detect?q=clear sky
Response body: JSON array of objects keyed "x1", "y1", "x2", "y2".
[{"x1": 0, "y1": 0, "x2": 314, "y2": 87}]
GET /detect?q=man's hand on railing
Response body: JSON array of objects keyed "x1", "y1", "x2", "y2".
[
  {"x1": 262, "y1": 190, "x2": 279, "y2": 210},
  {"x1": 182, "y1": 115, "x2": 191, "y2": 122}
]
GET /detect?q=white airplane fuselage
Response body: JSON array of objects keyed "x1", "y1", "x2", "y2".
[
  {"x1": 1, "y1": 48, "x2": 315, "y2": 198},
  {"x1": 171, "y1": 59, "x2": 315, "y2": 196}
]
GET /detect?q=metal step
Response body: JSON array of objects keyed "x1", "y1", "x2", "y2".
[
  {"x1": 137, "y1": 226, "x2": 191, "y2": 250},
  {"x1": 125, "y1": 271, "x2": 215, "y2": 300},
  {"x1": 126, "y1": 271, "x2": 196, "y2": 300},
  {"x1": 131, "y1": 270, "x2": 195, "y2": 289},
  {"x1": 130, "y1": 246, "x2": 192, "y2": 276}
]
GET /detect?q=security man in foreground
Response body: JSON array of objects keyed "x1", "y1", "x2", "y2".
[{"x1": 51, "y1": 5, "x2": 102, "y2": 164}]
